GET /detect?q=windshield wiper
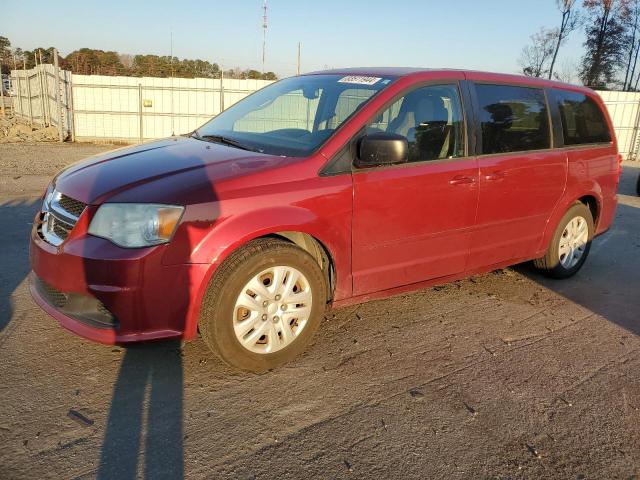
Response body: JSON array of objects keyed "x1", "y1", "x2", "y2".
[{"x1": 192, "y1": 132, "x2": 258, "y2": 152}]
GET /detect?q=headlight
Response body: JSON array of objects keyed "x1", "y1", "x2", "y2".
[{"x1": 88, "y1": 204, "x2": 184, "y2": 248}]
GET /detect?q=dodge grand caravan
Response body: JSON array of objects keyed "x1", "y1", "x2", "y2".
[{"x1": 30, "y1": 68, "x2": 620, "y2": 372}]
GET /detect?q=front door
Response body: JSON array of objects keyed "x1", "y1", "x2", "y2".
[{"x1": 351, "y1": 83, "x2": 479, "y2": 296}]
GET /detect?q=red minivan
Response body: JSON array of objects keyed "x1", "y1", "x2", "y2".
[{"x1": 30, "y1": 69, "x2": 620, "y2": 371}]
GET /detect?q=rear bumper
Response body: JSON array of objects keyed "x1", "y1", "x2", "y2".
[
  {"x1": 594, "y1": 190, "x2": 618, "y2": 236},
  {"x1": 29, "y1": 219, "x2": 210, "y2": 345}
]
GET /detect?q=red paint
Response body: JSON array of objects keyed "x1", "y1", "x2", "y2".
[
  {"x1": 469, "y1": 149, "x2": 568, "y2": 269},
  {"x1": 29, "y1": 69, "x2": 620, "y2": 344},
  {"x1": 352, "y1": 157, "x2": 478, "y2": 295}
]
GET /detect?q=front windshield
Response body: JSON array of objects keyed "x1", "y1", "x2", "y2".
[{"x1": 195, "y1": 74, "x2": 395, "y2": 156}]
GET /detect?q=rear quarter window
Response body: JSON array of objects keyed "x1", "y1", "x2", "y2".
[
  {"x1": 475, "y1": 84, "x2": 550, "y2": 155},
  {"x1": 553, "y1": 90, "x2": 611, "y2": 145}
]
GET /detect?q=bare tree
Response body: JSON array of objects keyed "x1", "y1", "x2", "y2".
[
  {"x1": 580, "y1": 0, "x2": 630, "y2": 88},
  {"x1": 623, "y1": 0, "x2": 640, "y2": 89},
  {"x1": 548, "y1": 0, "x2": 581, "y2": 79},
  {"x1": 519, "y1": 28, "x2": 559, "y2": 77},
  {"x1": 553, "y1": 58, "x2": 580, "y2": 82}
]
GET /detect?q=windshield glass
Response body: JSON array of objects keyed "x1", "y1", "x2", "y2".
[{"x1": 195, "y1": 74, "x2": 395, "y2": 156}]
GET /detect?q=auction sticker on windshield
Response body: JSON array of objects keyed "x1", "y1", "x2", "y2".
[{"x1": 338, "y1": 76, "x2": 381, "y2": 85}]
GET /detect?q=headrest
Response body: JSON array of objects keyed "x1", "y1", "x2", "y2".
[{"x1": 399, "y1": 92, "x2": 448, "y2": 123}]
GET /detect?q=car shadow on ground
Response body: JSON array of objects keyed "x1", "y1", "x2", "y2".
[
  {"x1": 97, "y1": 340, "x2": 184, "y2": 479},
  {"x1": 88, "y1": 142, "x2": 220, "y2": 479},
  {"x1": 0, "y1": 197, "x2": 40, "y2": 332},
  {"x1": 517, "y1": 165, "x2": 640, "y2": 337}
]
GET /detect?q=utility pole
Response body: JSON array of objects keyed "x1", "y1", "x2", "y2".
[
  {"x1": 297, "y1": 42, "x2": 301, "y2": 75},
  {"x1": 262, "y1": 0, "x2": 268, "y2": 74}
]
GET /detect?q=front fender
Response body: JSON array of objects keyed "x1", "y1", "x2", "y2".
[
  {"x1": 197, "y1": 204, "x2": 351, "y2": 294},
  {"x1": 177, "y1": 203, "x2": 353, "y2": 340}
]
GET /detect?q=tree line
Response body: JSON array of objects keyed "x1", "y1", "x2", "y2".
[
  {"x1": 0, "y1": 37, "x2": 277, "y2": 80},
  {"x1": 519, "y1": 0, "x2": 640, "y2": 90}
]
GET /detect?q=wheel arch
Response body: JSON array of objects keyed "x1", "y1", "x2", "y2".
[
  {"x1": 183, "y1": 206, "x2": 350, "y2": 339},
  {"x1": 269, "y1": 231, "x2": 336, "y2": 302},
  {"x1": 537, "y1": 187, "x2": 603, "y2": 256},
  {"x1": 577, "y1": 194, "x2": 600, "y2": 228}
]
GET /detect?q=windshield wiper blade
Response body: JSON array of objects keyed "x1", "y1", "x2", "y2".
[{"x1": 195, "y1": 133, "x2": 257, "y2": 152}]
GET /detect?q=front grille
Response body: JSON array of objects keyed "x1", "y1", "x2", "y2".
[
  {"x1": 58, "y1": 194, "x2": 86, "y2": 218},
  {"x1": 38, "y1": 190, "x2": 86, "y2": 246},
  {"x1": 37, "y1": 278, "x2": 68, "y2": 308},
  {"x1": 51, "y1": 215, "x2": 74, "y2": 240},
  {"x1": 34, "y1": 276, "x2": 118, "y2": 329}
]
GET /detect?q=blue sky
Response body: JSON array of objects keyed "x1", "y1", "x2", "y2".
[{"x1": 4, "y1": 0, "x2": 585, "y2": 78}]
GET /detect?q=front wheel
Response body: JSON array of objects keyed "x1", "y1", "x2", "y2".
[
  {"x1": 533, "y1": 202, "x2": 594, "y2": 279},
  {"x1": 199, "y1": 238, "x2": 327, "y2": 372}
]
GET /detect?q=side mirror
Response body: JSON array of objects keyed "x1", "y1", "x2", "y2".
[{"x1": 355, "y1": 133, "x2": 408, "y2": 168}]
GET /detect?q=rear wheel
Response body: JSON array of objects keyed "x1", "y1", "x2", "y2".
[
  {"x1": 199, "y1": 238, "x2": 327, "y2": 372},
  {"x1": 533, "y1": 202, "x2": 594, "y2": 278}
]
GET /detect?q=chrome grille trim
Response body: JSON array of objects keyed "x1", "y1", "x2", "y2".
[{"x1": 38, "y1": 189, "x2": 87, "y2": 246}]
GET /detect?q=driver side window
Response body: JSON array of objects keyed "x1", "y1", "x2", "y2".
[{"x1": 367, "y1": 84, "x2": 465, "y2": 162}]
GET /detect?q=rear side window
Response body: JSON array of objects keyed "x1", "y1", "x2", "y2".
[
  {"x1": 475, "y1": 84, "x2": 550, "y2": 154},
  {"x1": 554, "y1": 90, "x2": 611, "y2": 145}
]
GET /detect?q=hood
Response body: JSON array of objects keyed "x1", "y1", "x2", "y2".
[{"x1": 54, "y1": 137, "x2": 287, "y2": 205}]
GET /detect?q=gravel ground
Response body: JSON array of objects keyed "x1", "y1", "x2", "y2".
[
  {"x1": 0, "y1": 143, "x2": 639, "y2": 479},
  {"x1": 0, "y1": 142, "x2": 117, "y2": 199}
]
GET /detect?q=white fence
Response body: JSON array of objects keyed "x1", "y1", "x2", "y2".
[
  {"x1": 11, "y1": 67, "x2": 273, "y2": 143},
  {"x1": 598, "y1": 90, "x2": 640, "y2": 161},
  {"x1": 10, "y1": 64, "x2": 72, "y2": 139},
  {"x1": 71, "y1": 75, "x2": 273, "y2": 142},
  {"x1": 8, "y1": 67, "x2": 640, "y2": 158}
]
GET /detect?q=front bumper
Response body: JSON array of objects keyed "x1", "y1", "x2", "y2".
[{"x1": 29, "y1": 214, "x2": 209, "y2": 345}]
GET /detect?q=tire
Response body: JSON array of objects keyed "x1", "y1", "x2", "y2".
[
  {"x1": 533, "y1": 202, "x2": 594, "y2": 279},
  {"x1": 199, "y1": 238, "x2": 327, "y2": 372},
  {"x1": 636, "y1": 173, "x2": 640, "y2": 196}
]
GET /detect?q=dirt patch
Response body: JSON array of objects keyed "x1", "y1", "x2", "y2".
[{"x1": 0, "y1": 116, "x2": 63, "y2": 144}]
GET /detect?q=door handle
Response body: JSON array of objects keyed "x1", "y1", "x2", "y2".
[
  {"x1": 484, "y1": 171, "x2": 506, "y2": 181},
  {"x1": 449, "y1": 175, "x2": 475, "y2": 185}
]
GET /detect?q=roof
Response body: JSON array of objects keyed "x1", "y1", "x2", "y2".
[
  {"x1": 304, "y1": 67, "x2": 432, "y2": 77},
  {"x1": 303, "y1": 67, "x2": 592, "y2": 93}
]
